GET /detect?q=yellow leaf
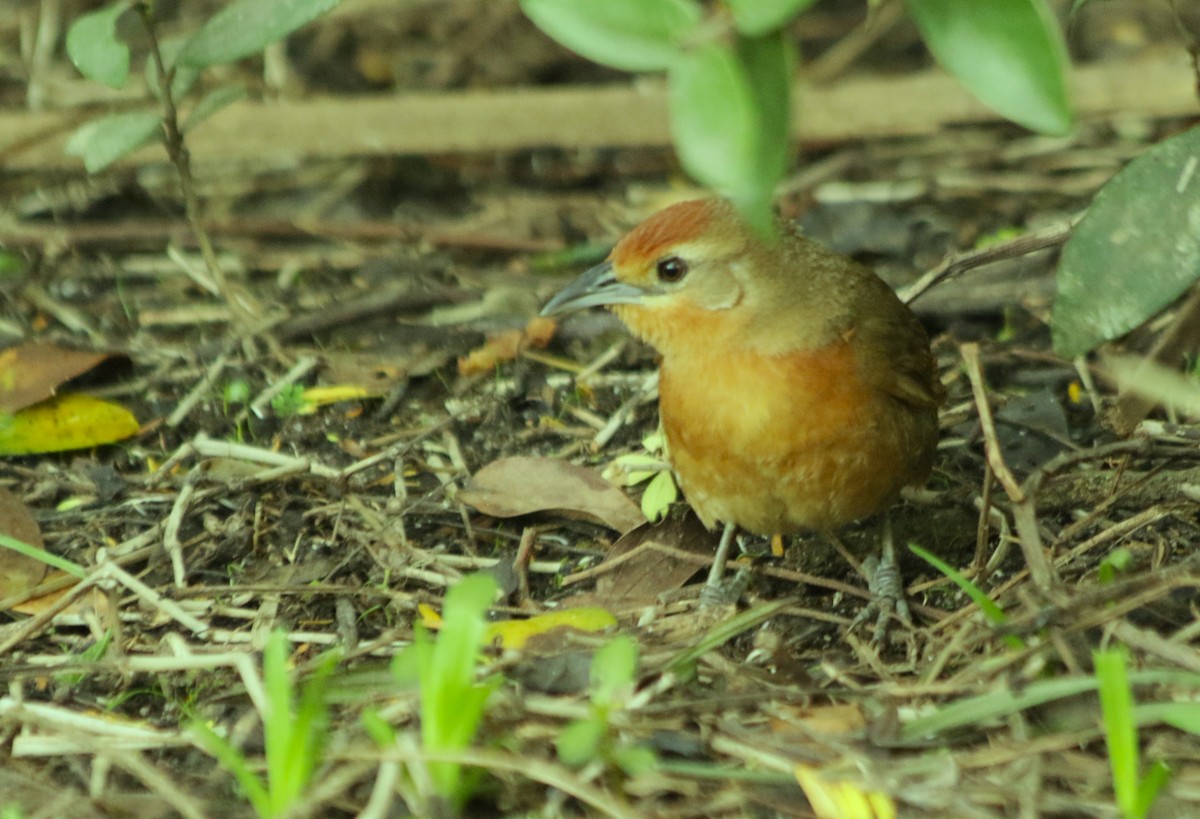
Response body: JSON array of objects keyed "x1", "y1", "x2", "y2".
[
  {"x1": 417, "y1": 603, "x2": 618, "y2": 651},
  {"x1": 486, "y1": 607, "x2": 617, "y2": 650},
  {"x1": 0, "y1": 394, "x2": 139, "y2": 455},
  {"x1": 794, "y1": 764, "x2": 897, "y2": 819},
  {"x1": 301, "y1": 385, "x2": 370, "y2": 410}
]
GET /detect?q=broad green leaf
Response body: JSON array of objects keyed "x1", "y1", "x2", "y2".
[
  {"x1": 590, "y1": 635, "x2": 637, "y2": 705},
  {"x1": 65, "y1": 110, "x2": 161, "y2": 172},
  {"x1": 905, "y1": 0, "x2": 1072, "y2": 135},
  {"x1": 521, "y1": 0, "x2": 700, "y2": 72},
  {"x1": 726, "y1": 0, "x2": 819, "y2": 37},
  {"x1": 1052, "y1": 125, "x2": 1200, "y2": 357},
  {"x1": 736, "y1": 30, "x2": 794, "y2": 225},
  {"x1": 0, "y1": 394, "x2": 139, "y2": 455},
  {"x1": 640, "y1": 469, "x2": 677, "y2": 521},
  {"x1": 178, "y1": 0, "x2": 342, "y2": 68},
  {"x1": 669, "y1": 43, "x2": 759, "y2": 210},
  {"x1": 66, "y1": 2, "x2": 133, "y2": 89}
]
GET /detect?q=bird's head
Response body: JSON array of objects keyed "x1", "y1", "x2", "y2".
[{"x1": 540, "y1": 199, "x2": 773, "y2": 354}]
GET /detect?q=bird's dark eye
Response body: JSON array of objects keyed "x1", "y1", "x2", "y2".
[{"x1": 655, "y1": 256, "x2": 688, "y2": 284}]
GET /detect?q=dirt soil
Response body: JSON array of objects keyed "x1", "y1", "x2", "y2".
[{"x1": 2, "y1": 1, "x2": 1200, "y2": 817}]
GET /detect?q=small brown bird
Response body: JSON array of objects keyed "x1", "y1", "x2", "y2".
[{"x1": 542, "y1": 199, "x2": 942, "y2": 621}]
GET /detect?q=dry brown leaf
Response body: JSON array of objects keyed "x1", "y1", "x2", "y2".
[
  {"x1": 595, "y1": 514, "x2": 715, "y2": 606},
  {"x1": 0, "y1": 343, "x2": 113, "y2": 414},
  {"x1": 457, "y1": 316, "x2": 556, "y2": 376},
  {"x1": 0, "y1": 486, "x2": 48, "y2": 601},
  {"x1": 460, "y1": 455, "x2": 645, "y2": 533}
]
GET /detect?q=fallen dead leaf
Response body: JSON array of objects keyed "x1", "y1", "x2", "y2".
[
  {"x1": 0, "y1": 486, "x2": 48, "y2": 601},
  {"x1": 0, "y1": 343, "x2": 113, "y2": 414},
  {"x1": 594, "y1": 514, "x2": 716, "y2": 607},
  {"x1": 457, "y1": 315, "x2": 556, "y2": 376},
  {"x1": 460, "y1": 455, "x2": 645, "y2": 533}
]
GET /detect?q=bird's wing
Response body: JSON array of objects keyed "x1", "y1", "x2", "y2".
[{"x1": 854, "y1": 279, "x2": 944, "y2": 410}]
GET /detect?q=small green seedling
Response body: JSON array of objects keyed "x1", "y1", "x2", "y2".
[
  {"x1": 604, "y1": 432, "x2": 678, "y2": 522},
  {"x1": 556, "y1": 634, "x2": 656, "y2": 776},
  {"x1": 1094, "y1": 648, "x2": 1171, "y2": 819},
  {"x1": 1097, "y1": 547, "x2": 1134, "y2": 585},
  {"x1": 191, "y1": 630, "x2": 339, "y2": 818},
  {"x1": 367, "y1": 573, "x2": 502, "y2": 816},
  {"x1": 270, "y1": 385, "x2": 309, "y2": 418}
]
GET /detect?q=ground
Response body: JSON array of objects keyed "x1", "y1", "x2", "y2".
[{"x1": 1, "y1": 1, "x2": 1200, "y2": 817}]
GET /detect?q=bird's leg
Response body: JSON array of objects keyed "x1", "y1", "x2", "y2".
[
  {"x1": 848, "y1": 516, "x2": 912, "y2": 643},
  {"x1": 699, "y1": 521, "x2": 738, "y2": 606}
]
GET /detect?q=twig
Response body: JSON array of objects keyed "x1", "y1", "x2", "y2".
[
  {"x1": 901, "y1": 218, "x2": 1077, "y2": 305},
  {"x1": 960, "y1": 343, "x2": 1055, "y2": 588}
]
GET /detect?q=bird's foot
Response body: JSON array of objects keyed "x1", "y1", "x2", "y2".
[
  {"x1": 848, "y1": 543, "x2": 912, "y2": 644},
  {"x1": 698, "y1": 566, "x2": 751, "y2": 608}
]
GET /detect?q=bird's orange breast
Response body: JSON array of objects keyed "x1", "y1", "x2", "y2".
[{"x1": 659, "y1": 340, "x2": 930, "y2": 535}]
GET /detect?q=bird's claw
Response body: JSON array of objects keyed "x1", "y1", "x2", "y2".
[
  {"x1": 849, "y1": 550, "x2": 912, "y2": 644},
  {"x1": 698, "y1": 567, "x2": 751, "y2": 608}
]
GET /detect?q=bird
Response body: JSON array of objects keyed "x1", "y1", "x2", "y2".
[{"x1": 541, "y1": 198, "x2": 943, "y2": 629}]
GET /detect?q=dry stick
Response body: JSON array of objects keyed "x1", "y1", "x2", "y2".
[
  {"x1": 972, "y1": 463, "x2": 996, "y2": 576},
  {"x1": 161, "y1": 470, "x2": 199, "y2": 588},
  {"x1": 166, "y1": 351, "x2": 229, "y2": 428},
  {"x1": 959, "y1": 342, "x2": 1056, "y2": 589},
  {"x1": 137, "y1": 6, "x2": 259, "y2": 330},
  {"x1": 900, "y1": 218, "x2": 1077, "y2": 306}
]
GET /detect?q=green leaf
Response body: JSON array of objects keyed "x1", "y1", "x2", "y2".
[
  {"x1": 185, "y1": 85, "x2": 247, "y2": 132},
  {"x1": 1136, "y1": 761, "x2": 1172, "y2": 818},
  {"x1": 613, "y1": 745, "x2": 659, "y2": 776},
  {"x1": 521, "y1": 0, "x2": 700, "y2": 72},
  {"x1": 1095, "y1": 648, "x2": 1140, "y2": 818},
  {"x1": 418, "y1": 573, "x2": 498, "y2": 809},
  {"x1": 908, "y1": 544, "x2": 1022, "y2": 649},
  {"x1": 0, "y1": 533, "x2": 86, "y2": 579},
  {"x1": 556, "y1": 717, "x2": 606, "y2": 767},
  {"x1": 1053, "y1": 124, "x2": 1200, "y2": 357},
  {"x1": 640, "y1": 469, "x2": 677, "y2": 522},
  {"x1": 590, "y1": 635, "x2": 637, "y2": 706},
  {"x1": 1136, "y1": 702, "x2": 1200, "y2": 735},
  {"x1": 905, "y1": 0, "x2": 1072, "y2": 135},
  {"x1": 178, "y1": 0, "x2": 343, "y2": 68},
  {"x1": 735, "y1": 30, "x2": 794, "y2": 229},
  {"x1": 65, "y1": 111, "x2": 161, "y2": 172},
  {"x1": 669, "y1": 43, "x2": 759, "y2": 205},
  {"x1": 66, "y1": 2, "x2": 134, "y2": 89},
  {"x1": 726, "y1": 0, "x2": 819, "y2": 37}
]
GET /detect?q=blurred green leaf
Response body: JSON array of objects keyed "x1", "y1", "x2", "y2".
[
  {"x1": 521, "y1": 0, "x2": 700, "y2": 72},
  {"x1": 590, "y1": 635, "x2": 637, "y2": 706},
  {"x1": 640, "y1": 469, "x2": 677, "y2": 522},
  {"x1": 735, "y1": 30, "x2": 794, "y2": 231},
  {"x1": 66, "y1": 2, "x2": 133, "y2": 89},
  {"x1": 1052, "y1": 125, "x2": 1200, "y2": 357},
  {"x1": 65, "y1": 110, "x2": 161, "y2": 172},
  {"x1": 726, "y1": 0, "x2": 818, "y2": 37},
  {"x1": 905, "y1": 0, "x2": 1072, "y2": 135},
  {"x1": 669, "y1": 43, "x2": 760, "y2": 213},
  {"x1": 178, "y1": 0, "x2": 342, "y2": 68},
  {"x1": 556, "y1": 717, "x2": 605, "y2": 767}
]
